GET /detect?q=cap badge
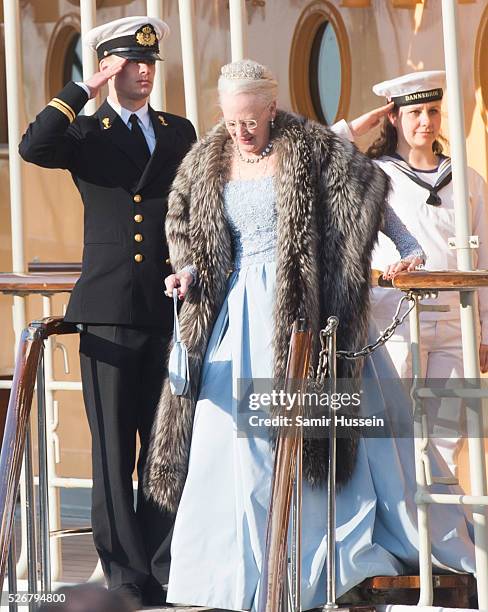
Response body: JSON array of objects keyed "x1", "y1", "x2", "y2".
[
  {"x1": 136, "y1": 24, "x2": 157, "y2": 47},
  {"x1": 102, "y1": 117, "x2": 111, "y2": 130},
  {"x1": 158, "y1": 115, "x2": 168, "y2": 126}
]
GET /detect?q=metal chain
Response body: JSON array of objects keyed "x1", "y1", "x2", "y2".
[
  {"x1": 313, "y1": 316, "x2": 339, "y2": 389},
  {"x1": 337, "y1": 292, "x2": 416, "y2": 360},
  {"x1": 312, "y1": 292, "x2": 417, "y2": 385}
]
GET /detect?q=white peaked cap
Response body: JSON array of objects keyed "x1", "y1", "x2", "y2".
[
  {"x1": 373, "y1": 70, "x2": 446, "y2": 106},
  {"x1": 85, "y1": 16, "x2": 170, "y2": 61}
]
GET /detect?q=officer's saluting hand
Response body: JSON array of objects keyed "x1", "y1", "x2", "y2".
[{"x1": 84, "y1": 56, "x2": 128, "y2": 98}]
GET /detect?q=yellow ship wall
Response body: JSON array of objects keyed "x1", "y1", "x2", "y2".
[{"x1": 1, "y1": 0, "x2": 487, "y2": 484}]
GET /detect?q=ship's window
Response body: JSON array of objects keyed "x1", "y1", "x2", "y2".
[
  {"x1": 64, "y1": 33, "x2": 82, "y2": 85},
  {"x1": 310, "y1": 20, "x2": 341, "y2": 124},
  {"x1": 475, "y1": 4, "x2": 488, "y2": 116},
  {"x1": 290, "y1": 1, "x2": 351, "y2": 125},
  {"x1": 46, "y1": 15, "x2": 81, "y2": 101}
]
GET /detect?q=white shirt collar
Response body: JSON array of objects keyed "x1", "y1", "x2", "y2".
[{"x1": 107, "y1": 97, "x2": 151, "y2": 130}]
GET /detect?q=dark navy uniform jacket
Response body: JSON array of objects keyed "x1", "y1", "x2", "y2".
[{"x1": 19, "y1": 82, "x2": 196, "y2": 333}]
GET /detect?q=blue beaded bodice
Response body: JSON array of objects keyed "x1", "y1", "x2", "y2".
[
  {"x1": 224, "y1": 177, "x2": 277, "y2": 269},
  {"x1": 222, "y1": 176, "x2": 424, "y2": 269}
]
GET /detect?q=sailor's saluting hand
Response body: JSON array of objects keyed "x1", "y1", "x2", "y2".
[
  {"x1": 84, "y1": 56, "x2": 128, "y2": 99},
  {"x1": 348, "y1": 101, "x2": 394, "y2": 138}
]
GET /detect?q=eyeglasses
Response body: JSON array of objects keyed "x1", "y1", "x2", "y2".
[
  {"x1": 224, "y1": 106, "x2": 271, "y2": 134},
  {"x1": 225, "y1": 119, "x2": 259, "y2": 133}
]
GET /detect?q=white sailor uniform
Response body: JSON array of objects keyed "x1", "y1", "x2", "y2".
[{"x1": 371, "y1": 155, "x2": 488, "y2": 473}]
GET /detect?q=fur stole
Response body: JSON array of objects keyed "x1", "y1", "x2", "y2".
[{"x1": 144, "y1": 111, "x2": 390, "y2": 512}]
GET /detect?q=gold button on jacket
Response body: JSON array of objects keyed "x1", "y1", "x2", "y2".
[
  {"x1": 133, "y1": 194, "x2": 142, "y2": 203},
  {"x1": 134, "y1": 214, "x2": 143, "y2": 223},
  {"x1": 134, "y1": 253, "x2": 144, "y2": 263},
  {"x1": 165, "y1": 258, "x2": 171, "y2": 265},
  {"x1": 134, "y1": 234, "x2": 143, "y2": 242}
]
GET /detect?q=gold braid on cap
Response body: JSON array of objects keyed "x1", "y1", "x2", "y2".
[{"x1": 221, "y1": 61, "x2": 264, "y2": 80}]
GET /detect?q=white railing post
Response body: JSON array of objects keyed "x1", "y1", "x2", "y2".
[
  {"x1": 441, "y1": 2, "x2": 488, "y2": 607},
  {"x1": 229, "y1": 0, "x2": 247, "y2": 61},
  {"x1": 80, "y1": 0, "x2": 97, "y2": 116},
  {"x1": 41, "y1": 297, "x2": 62, "y2": 581},
  {"x1": 409, "y1": 296, "x2": 433, "y2": 606},
  {"x1": 147, "y1": 0, "x2": 167, "y2": 111},
  {"x1": 178, "y1": 0, "x2": 200, "y2": 135},
  {"x1": 3, "y1": 0, "x2": 28, "y2": 579}
]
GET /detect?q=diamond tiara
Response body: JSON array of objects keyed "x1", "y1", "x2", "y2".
[{"x1": 221, "y1": 61, "x2": 264, "y2": 80}]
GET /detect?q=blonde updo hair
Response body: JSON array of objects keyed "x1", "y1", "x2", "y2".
[{"x1": 218, "y1": 59, "x2": 278, "y2": 106}]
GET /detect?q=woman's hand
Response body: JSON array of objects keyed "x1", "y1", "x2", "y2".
[
  {"x1": 164, "y1": 270, "x2": 193, "y2": 300},
  {"x1": 383, "y1": 255, "x2": 424, "y2": 280},
  {"x1": 349, "y1": 102, "x2": 394, "y2": 138},
  {"x1": 480, "y1": 344, "x2": 488, "y2": 374}
]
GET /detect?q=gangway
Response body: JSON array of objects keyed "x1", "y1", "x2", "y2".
[{"x1": 1, "y1": 270, "x2": 486, "y2": 611}]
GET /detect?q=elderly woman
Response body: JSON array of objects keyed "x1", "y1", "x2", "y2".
[{"x1": 144, "y1": 60, "x2": 474, "y2": 610}]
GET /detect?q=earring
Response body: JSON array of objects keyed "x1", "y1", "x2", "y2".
[{"x1": 270, "y1": 117, "x2": 275, "y2": 129}]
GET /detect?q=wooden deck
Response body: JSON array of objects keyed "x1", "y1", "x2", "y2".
[
  {"x1": 7, "y1": 515, "x2": 222, "y2": 611},
  {"x1": 5, "y1": 511, "x2": 477, "y2": 611}
]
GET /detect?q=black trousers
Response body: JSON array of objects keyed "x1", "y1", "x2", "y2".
[{"x1": 79, "y1": 324, "x2": 172, "y2": 598}]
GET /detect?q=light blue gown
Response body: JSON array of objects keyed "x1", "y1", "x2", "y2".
[{"x1": 167, "y1": 177, "x2": 475, "y2": 611}]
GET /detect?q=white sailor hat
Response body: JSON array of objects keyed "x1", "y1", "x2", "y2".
[
  {"x1": 85, "y1": 16, "x2": 170, "y2": 62},
  {"x1": 373, "y1": 70, "x2": 445, "y2": 107}
]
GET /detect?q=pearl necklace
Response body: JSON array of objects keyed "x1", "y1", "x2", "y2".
[
  {"x1": 237, "y1": 148, "x2": 270, "y2": 181},
  {"x1": 236, "y1": 141, "x2": 273, "y2": 164}
]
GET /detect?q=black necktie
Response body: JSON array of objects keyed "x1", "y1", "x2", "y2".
[
  {"x1": 129, "y1": 113, "x2": 150, "y2": 167},
  {"x1": 385, "y1": 155, "x2": 452, "y2": 206}
]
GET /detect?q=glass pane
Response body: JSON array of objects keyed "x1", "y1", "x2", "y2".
[
  {"x1": 64, "y1": 34, "x2": 82, "y2": 85},
  {"x1": 317, "y1": 24, "x2": 341, "y2": 124},
  {"x1": 71, "y1": 35, "x2": 83, "y2": 82},
  {"x1": 310, "y1": 22, "x2": 342, "y2": 124}
]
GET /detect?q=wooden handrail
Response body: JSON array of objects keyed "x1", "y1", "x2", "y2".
[
  {"x1": 259, "y1": 320, "x2": 312, "y2": 612},
  {"x1": 372, "y1": 269, "x2": 488, "y2": 290},
  {"x1": 363, "y1": 574, "x2": 473, "y2": 589},
  {"x1": 0, "y1": 317, "x2": 78, "y2": 591},
  {"x1": 4, "y1": 269, "x2": 487, "y2": 296},
  {"x1": 0, "y1": 273, "x2": 79, "y2": 295},
  {"x1": 28, "y1": 262, "x2": 82, "y2": 274},
  {"x1": 0, "y1": 269, "x2": 487, "y2": 295}
]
